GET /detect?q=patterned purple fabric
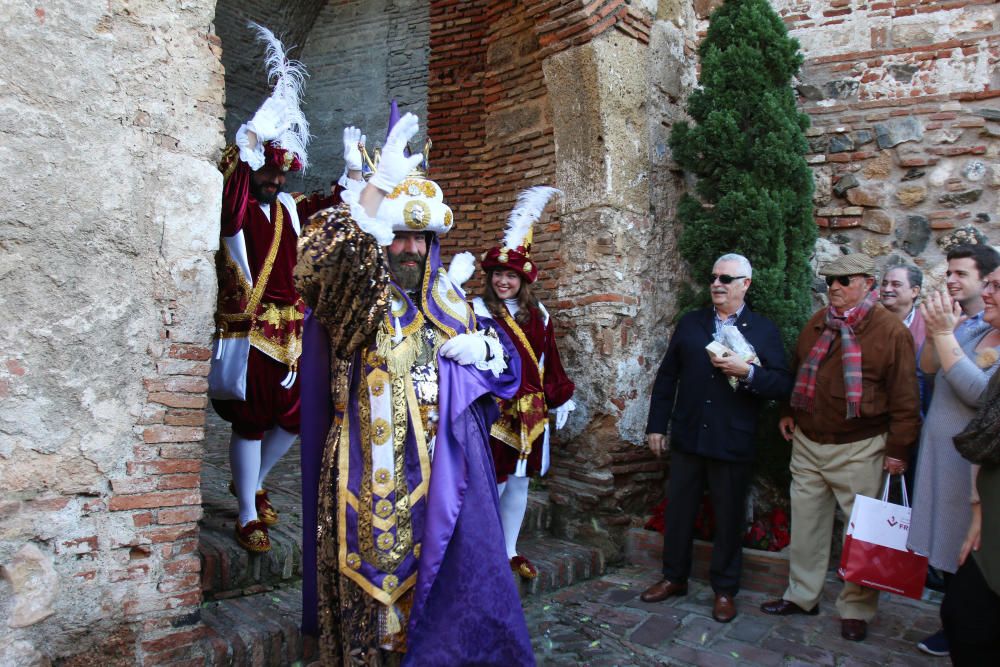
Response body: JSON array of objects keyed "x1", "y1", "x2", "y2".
[{"x1": 404, "y1": 343, "x2": 532, "y2": 665}]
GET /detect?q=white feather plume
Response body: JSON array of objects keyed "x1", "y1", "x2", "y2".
[
  {"x1": 249, "y1": 21, "x2": 311, "y2": 170},
  {"x1": 447, "y1": 252, "x2": 476, "y2": 288},
  {"x1": 503, "y1": 186, "x2": 562, "y2": 249}
]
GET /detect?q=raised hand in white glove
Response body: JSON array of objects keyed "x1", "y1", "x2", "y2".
[
  {"x1": 248, "y1": 95, "x2": 288, "y2": 143},
  {"x1": 440, "y1": 333, "x2": 488, "y2": 366},
  {"x1": 343, "y1": 126, "x2": 366, "y2": 173},
  {"x1": 368, "y1": 112, "x2": 425, "y2": 194},
  {"x1": 553, "y1": 399, "x2": 576, "y2": 430}
]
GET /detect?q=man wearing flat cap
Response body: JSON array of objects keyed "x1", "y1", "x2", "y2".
[{"x1": 760, "y1": 253, "x2": 921, "y2": 642}]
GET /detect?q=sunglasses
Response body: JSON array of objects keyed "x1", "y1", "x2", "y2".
[
  {"x1": 709, "y1": 274, "x2": 747, "y2": 285},
  {"x1": 825, "y1": 275, "x2": 863, "y2": 287}
]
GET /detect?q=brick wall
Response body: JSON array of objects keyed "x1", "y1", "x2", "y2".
[{"x1": 430, "y1": 0, "x2": 654, "y2": 299}]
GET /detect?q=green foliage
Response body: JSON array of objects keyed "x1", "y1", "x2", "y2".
[
  {"x1": 669, "y1": 0, "x2": 816, "y2": 489},
  {"x1": 669, "y1": 0, "x2": 815, "y2": 353}
]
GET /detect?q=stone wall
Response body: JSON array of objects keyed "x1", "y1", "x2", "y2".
[
  {"x1": 0, "y1": 2, "x2": 224, "y2": 665},
  {"x1": 298, "y1": 0, "x2": 431, "y2": 194},
  {"x1": 735, "y1": 0, "x2": 999, "y2": 287}
]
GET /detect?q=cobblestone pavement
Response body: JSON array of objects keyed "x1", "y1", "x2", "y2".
[{"x1": 524, "y1": 566, "x2": 943, "y2": 666}]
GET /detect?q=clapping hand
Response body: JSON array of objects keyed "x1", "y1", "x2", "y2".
[{"x1": 920, "y1": 289, "x2": 963, "y2": 336}]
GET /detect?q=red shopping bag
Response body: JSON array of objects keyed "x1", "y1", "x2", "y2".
[{"x1": 837, "y1": 475, "x2": 928, "y2": 600}]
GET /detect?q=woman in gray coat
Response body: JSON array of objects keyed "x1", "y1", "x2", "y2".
[{"x1": 907, "y1": 283, "x2": 1000, "y2": 656}]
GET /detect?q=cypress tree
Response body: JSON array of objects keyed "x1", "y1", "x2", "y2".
[{"x1": 670, "y1": 0, "x2": 815, "y2": 352}]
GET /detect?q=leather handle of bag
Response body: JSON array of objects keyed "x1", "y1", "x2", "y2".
[{"x1": 243, "y1": 203, "x2": 285, "y2": 318}]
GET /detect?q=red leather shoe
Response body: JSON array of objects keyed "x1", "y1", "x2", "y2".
[
  {"x1": 229, "y1": 481, "x2": 279, "y2": 526},
  {"x1": 234, "y1": 519, "x2": 271, "y2": 553},
  {"x1": 509, "y1": 556, "x2": 538, "y2": 580}
]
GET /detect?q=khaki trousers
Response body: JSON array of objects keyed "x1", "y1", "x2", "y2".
[{"x1": 783, "y1": 428, "x2": 885, "y2": 621}]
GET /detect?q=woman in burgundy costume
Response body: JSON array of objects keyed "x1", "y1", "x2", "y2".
[{"x1": 473, "y1": 186, "x2": 576, "y2": 579}]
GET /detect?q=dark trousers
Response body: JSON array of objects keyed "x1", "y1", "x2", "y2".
[
  {"x1": 941, "y1": 556, "x2": 1000, "y2": 665},
  {"x1": 661, "y1": 449, "x2": 752, "y2": 595}
]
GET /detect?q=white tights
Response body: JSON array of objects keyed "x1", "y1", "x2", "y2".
[
  {"x1": 496, "y1": 475, "x2": 530, "y2": 558},
  {"x1": 228, "y1": 426, "x2": 297, "y2": 525}
]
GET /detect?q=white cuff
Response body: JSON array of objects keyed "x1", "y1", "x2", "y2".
[
  {"x1": 474, "y1": 332, "x2": 507, "y2": 378},
  {"x1": 236, "y1": 124, "x2": 265, "y2": 171},
  {"x1": 339, "y1": 187, "x2": 394, "y2": 246}
]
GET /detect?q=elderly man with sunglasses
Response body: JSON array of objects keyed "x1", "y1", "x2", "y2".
[
  {"x1": 642, "y1": 253, "x2": 792, "y2": 623},
  {"x1": 761, "y1": 253, "x2": 921, "y2": 642}
]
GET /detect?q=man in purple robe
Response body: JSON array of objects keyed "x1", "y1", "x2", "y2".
[{"x1": 295, "y1": 107, "x2": 534, "y2": 666}]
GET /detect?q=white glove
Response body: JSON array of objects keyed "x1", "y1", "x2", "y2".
[
  {"x1": 440, "y1": 333, "x2": 488, "y2": 366},
  {"x1": 553, "y1": 399, "x2": 576, "y2": 430},
  {"x1": 343, "y1": 126, "x2": 365, "y2": 173},
  {"x1": 247, "y1": 95, "x2": 288, "y2": 142},
  {"x1": 368, "y1": 112, "x2": 425, "y2": 193}
]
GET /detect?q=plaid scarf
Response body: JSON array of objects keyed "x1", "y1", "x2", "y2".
[{"x1": 791, "y1": 289, "x2": 879, "y2": 418}]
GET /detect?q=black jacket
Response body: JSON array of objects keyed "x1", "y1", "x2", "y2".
[{"x1": 646, "y1": 306, "x2": 793, "y2": 462}]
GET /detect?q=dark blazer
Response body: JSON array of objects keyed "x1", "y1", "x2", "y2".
[{"x1": 646, "y1": 306, "x2": 793, "y2": 462}]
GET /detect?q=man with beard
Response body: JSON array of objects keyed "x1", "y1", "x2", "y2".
[
  {"x1": 208, "y1": 23, "x2": 361, "y2": 553},
  {"x1": 296, "y1": 106, "x2": 535, "y2": 665}
]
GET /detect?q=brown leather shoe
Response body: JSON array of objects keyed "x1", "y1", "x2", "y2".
[
  {"x1": 760, "y1": 598, "x2": 819, "y2": 616},
  {"x1": 640, "y1": 579, "x2": 688, "y2": 603},
  {"x1": 712, "y1": 593, "x2": 737, "y2": 623},
  {"x1": 841, "y1": 619, "x2": 867, "y2": 641}
]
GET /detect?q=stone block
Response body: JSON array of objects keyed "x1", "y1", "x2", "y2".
[
  {"x1": 862, "y1": 150, "x2": 894, "y2": 180},
  {"x1": 902, "y1": 168, "x2": 925, "y2": 181},
  {"x1": 828, "y1": 133, "x2": 855, "y2": 154},
  {"x1": 974, "y1": 108, "x2": 1000, "y2": 122},
  {"x1": 937, "y1": 226, "x2": 990, "y2": 251},
  {"x1": 938, "y1": 189, "x2": 983, "y2": 208},
  {"x1": 963, "y1": 161, "x2": 987, "y2": 182},
  {"x1": 846, "y1": 184, "x2": 886, "y2": 208},
  {"x1": 813, "y1": 167, "x2": 832, "y2": 205},
  {"x1": 854, "y1": 129, "x2": 875, "y2": 146},
  {"x1": 0, "y1": 544, "x2": 58, "y2": 628},
  {"x1": 832, "y1": 174, "x2": 859, "y2": 197},
  {"x1": 874, "y1": 117, "x2": 923, "y2": 149},
  {"x1": 896, "y1": 184, "x2": 927, "y2": 207},
  {"x1": 861, "y1": 209, "x2": 894, "y2": 234},
  {"x1": 897, "y1": 215, "x2": 931, "y2": 256},
  {"x1": 862, "y1": 239, "x2": 892, "y2": 257}
]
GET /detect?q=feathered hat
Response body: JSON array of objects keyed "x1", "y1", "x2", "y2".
[
  {"x1": 360, "y1": 101, "x2": 454, "y2": 236},
  {"x1": 481, "y1": 186, "x2": 562, "y2": 284},
  {"x1": 249, "y1": 22, "x2": 310, "y2": 172}
]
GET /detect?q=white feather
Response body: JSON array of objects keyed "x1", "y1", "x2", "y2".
[
  {"x1": 248, "y1": 21, "x2": 311, "y2": 170},
  {"x1": 503, "y1": 186, "x2": 562, "y2": 249},
  {"x1": 447, "y1": 252, "x2": 476, "y2": 287}
]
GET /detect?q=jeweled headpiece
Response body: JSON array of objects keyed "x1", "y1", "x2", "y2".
[{"x1": 482, "y1": 186, "x2": 561, "y2": 284}]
